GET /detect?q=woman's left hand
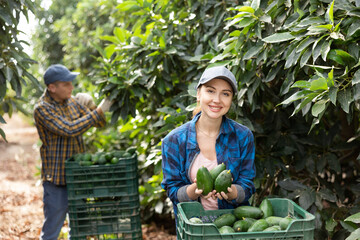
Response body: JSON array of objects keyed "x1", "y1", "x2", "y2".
[{"x1": 215, "y1": 185, "x2": 238, "y2": 201}]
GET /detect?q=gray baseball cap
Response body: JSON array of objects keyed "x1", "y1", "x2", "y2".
[
  {"x1": 44, "y1": 64, "x2": 79, "y2": 85},
  {"x1": 196, "y1": 66, "x2": 237, "y2": 94}
]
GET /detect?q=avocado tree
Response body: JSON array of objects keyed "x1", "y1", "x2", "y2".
[{"x1": 0, "y1": 0, "x2": 40, "y2": 141}]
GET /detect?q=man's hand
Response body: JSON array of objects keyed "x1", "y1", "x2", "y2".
[
  {"x1": 97, "y1": 97, "x2": 113, "y2": 114},
  {"x1": 75, "y1": 93, "x2": 96, "y2": 110}
]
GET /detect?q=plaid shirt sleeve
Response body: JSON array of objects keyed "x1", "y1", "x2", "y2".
[
  {"x1": 161, "y1": 132, "x2": 189, "y2": 207},
  {"x1": 34, "y1": 94, "x2": 106, "y2": 185}
]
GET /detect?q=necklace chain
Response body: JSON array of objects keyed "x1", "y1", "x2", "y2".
[{"x1": 196, "y1": 123, "x2": 219, "y2": 138}]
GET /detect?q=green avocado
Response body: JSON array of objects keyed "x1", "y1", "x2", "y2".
[
  {"x1": 234, "y1": 206, "x2": 264, "y2": 219},
  {"x1": 233, "y1": 218, "x2": 256, "y2": 232},
  {"x1": 214, "y1": 169, "x2": 232, "y2": 193},
  {"x1": 210, "y1": 163, "x2": 226, "y2": 180},
  {"x1": 248, "y1": 219, "x2": 269, "y2": 232},
  {"x1": 196, "y1": 166, "x2": 213, "y2": 195},
  {"x1": 214, "y1": 213, "x2": 236, "y2": 229},
  {"x1": 219, "y1": 225, "x2": 235, "y2": 234},
  {"x1": 259, "y1": 198, "x2": 274, "y2": 218}
]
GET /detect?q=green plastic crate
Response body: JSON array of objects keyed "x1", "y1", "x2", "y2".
[
  {"x1": 177, "y1": 198, "x2": 315, "y2": 240},
  {"x1": 65, "y1": 154, "x2": 138, "y2": 199},
  {"x1": 68, "y1": 194, "x2": 142, "y2": 240}
]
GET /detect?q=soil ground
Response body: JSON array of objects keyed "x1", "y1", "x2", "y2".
[{"x1": 0, "y1": 113, "x2": 176, "y2": 240}]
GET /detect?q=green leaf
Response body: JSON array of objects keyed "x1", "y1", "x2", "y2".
[
  {"x1": 116, "y1": 1, "x2": 141, "y2": 11},
  {"x1": 329, "y1": 87, "x2": 337, "y2": 105},
  {"x1": 291, "y1": 93, "x2": 318, "y2": 116},
  {"x1": 0, "y1": 128, "x2": 7, "y2": 142},
  {"x1": 345, "y1": 212, "x2": 360, "y2": 223},
  {"x1": 262, "y1": 32, "x2": 295, "y2": 43},
  {"x1": 278, "y1": 179, "x2": 308, "y2": 191},
  {"x1": 314, "y1": 24, "x2": 333, "y2": 30},
  {"x1": 279, "y1": 90, "x2": 312, "y2": 105},
  {"x1": 291, "y1": 81, "x2": 311, "y2": 89},
  {"x1": 327, "y1": 49, "x2": 346, "y2": 65},
  {"x1": 325, "y1": 218, "x2": 338, "y2": 232},
  {"x1": 321, "y1": 40, "x2": 332, "y2": 61},
  {"x1": 345, "y1": 228, "x2": 360, "y2": 240},
  {"x1": 236, "y1": 17, "x2": 256, "y2": 29},
  {"x1": 300, "y1": 48, "x2": 312, "y2": 68},
  {"x1": 235, "y1": 6, "x2": 255, "y2": 13},
  {"x1": 104, "y1": 44, "x2": 116, "y2": 59},
  {"x1": 243, "y1": 44, "x2": 263, "y2": 60},
  {"x1": 0, "y1": 7, "x2": 13, "y2": 25},
  {"x1": 0, "y1": 115, "x2": 6, "y2": 124},
  {"x1": 308, "y1": 118, "x2": 320, "y2": 133},
  {"x1": 100, "y1": 35, "x2": 121, "y2": 44},
  {"x1": 348, "y1": 19, "x2": 360, "y2": 37},
  {"x1": 113, "y1": 27, "x2": 127, "y2": 43},
  {"x1": 328, "y1": 0, "x2": 335, "y2": 24},
  {"x1": 251, "y1": 0, "x2": 260, "y2": 10},
  {"x1": 311, "y1": 99, "x2": 327, "y2": 117},
  {"x1": 310, "y1": 78, "x2": 328, "y2": 91},
  {"x1": 338, "y1": 89, "x2": 352, "y2": 113},
  {"x1": 296, "y1": 37, "x2": 316, "y2": 53},
  {"x1": 299, "y1": 189, "x2": 315, "y2": 210}
]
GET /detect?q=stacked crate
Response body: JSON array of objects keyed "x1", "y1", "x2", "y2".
[{"x1": 65, "y1": 153, "x2": 142, "y2": 240}]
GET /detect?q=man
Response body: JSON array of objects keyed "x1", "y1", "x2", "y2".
[{"x1": 34, "y1": 64, "x2": 112, "y2": 240}]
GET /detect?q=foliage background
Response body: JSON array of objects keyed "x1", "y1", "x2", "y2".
[{"x1": 1, "y1": 0, "x2": 360, "y2": 239}]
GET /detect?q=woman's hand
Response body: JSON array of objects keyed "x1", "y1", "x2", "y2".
[
  {"x1": 215, "y1": 184, "x2": 238, "y2": 201},
  {"x1": 188, "y1": 178, "x2": 217, "y2": 200}
]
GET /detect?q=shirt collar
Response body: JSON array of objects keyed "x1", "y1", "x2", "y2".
[{"x1": 186, "y1": 112, "x2": 233, "y2": 149}]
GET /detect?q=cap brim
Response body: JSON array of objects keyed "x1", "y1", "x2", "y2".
[
  {"x1": 63, "y1": 72, "x2": 80, "y2": 82},
  {"x1": 196, "y1": 76, "x2": 237, "y2": 94}
]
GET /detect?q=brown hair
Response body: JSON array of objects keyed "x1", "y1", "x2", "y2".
[{"x1": 192, "y1": 103, "x2": 201, "y2": 117}]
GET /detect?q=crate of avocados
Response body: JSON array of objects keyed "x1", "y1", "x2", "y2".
[
  {"x1": 68, "y1": 193, "x2": 142, "y2": 240},
  {"x1": 177, "y1": 198, "x2": 315, "y2": 240},
  {"x1": 65, "y1": 149, "x2": 139, "y2": 200}
]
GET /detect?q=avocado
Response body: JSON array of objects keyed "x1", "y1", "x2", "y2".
[
  {"x1": 189, "y1": 217, "x2": 203, "y2": 224},
  {"x1": 259, "y1": 198, "x2": 274, "y2": 218},
  {"x1": 214, "y1": 213, "x2": 236, "y2": 229},
  {"x1": 233, "y1": 218, "x2": 256, "y2": 232},
  {"x1": 219, "y1": 225, "x2": 235, "y2": 234},
  {"x1": 210, "y1": 163, "x2": 226, "y2": 180},
  {"x1": 265, "y1": 216, "x2": 283, "y2": 226},
  {"x1": 214, "y1": 169, "x2": 232, "y2": 193},
  {"x1": 248, "y1": 219, "x2": 269, "y2": 232},
  {"x1": 196, "y1": 166, "x2": 213, "y2": 195},
  {"x1": 279, "y1": 216, "x2": 293, "y2": 230},
  {"x1": 234, "y1": 206, "x2": 263, "y2": 219}
]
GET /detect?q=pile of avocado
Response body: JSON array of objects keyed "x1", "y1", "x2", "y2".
[
  {"x1": 189, "y1": 198, "x2": 294, "y2": 234},
  {"x1": 68, "y1": 147, "x2": 136, "y2": 166}
]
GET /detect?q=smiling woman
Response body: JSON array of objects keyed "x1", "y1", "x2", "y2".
[{"x1": 161, "y1": 65, "x2": 256, "y2": 228}]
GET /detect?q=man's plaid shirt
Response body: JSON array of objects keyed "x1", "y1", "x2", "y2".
[{"x1": 34, "y1": 90, "x2": 106, "y2": 185}]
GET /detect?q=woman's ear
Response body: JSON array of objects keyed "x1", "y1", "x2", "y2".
[{"x1": 196, "y1": 88, "x2": 201, "y2": 102}]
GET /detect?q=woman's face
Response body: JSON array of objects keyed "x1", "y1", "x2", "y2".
[{"x1": 197, "y1": 78, "x2": 233, "y2": 120}]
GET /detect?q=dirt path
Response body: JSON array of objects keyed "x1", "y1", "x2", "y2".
[
  {"x1": 0, "y1": 113, "x2": 176, "y2": 240},
  {"x1": 0, "y1": 114, "x2": 43, "y2": 240}
]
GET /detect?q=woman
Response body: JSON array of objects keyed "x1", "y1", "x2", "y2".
[{"x1": 161, "y1": 65, "x2": 256, "y2": 219}]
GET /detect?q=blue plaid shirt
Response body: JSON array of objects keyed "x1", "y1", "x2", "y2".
[{"x1": 161, "y1": 112, "x2": 256, "y2": 216}]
